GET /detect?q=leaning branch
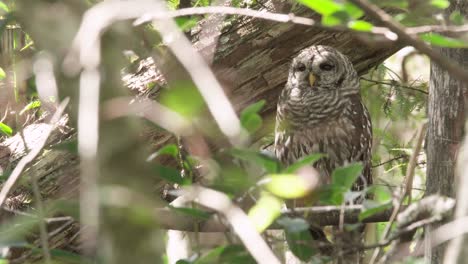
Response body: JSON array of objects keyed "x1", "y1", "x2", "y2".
[{"x1": 348, "y1": 0, "x2": 468, "y2": 84}]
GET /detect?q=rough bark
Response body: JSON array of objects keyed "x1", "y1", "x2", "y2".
[
  {"x1": 426, "y1": 1, "x2": 468, "y2": 262},
  {"x1": 1, "y1": 0, "x2": 401, "y2": 258}
]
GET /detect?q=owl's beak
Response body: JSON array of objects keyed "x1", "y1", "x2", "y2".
[{"x1": 308, "y1": 73, "x2": 316, "y2": 87}]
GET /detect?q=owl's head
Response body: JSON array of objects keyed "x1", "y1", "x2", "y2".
[{"x1": 287, "y1": 45, "x2": 359, "y2": 94}]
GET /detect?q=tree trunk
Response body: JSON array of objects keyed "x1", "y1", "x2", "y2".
[{"x1": 426, "y1": 1, "x2": 468, "y2": 262}]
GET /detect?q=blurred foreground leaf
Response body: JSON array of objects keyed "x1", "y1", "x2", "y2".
[
  {"x1": 283, "y1": 153, "x2": 324, "y2": 173},
  {"x1": 248, "y1": 193, "x2": 282, "y2": 232},
  {"x1": 229, "y1": 148, "x2": 279, "y2": 173},
  {"x1": 266, "y1": 174, "x2": 311, "y2": 199},
  {"x1": 240, "y1": 100, "x2": 265, "y2": 133},
  {"x1": 421, "y1": 33, "x2": 468, "y2": 48},
  {"x1": 278, "y1": 217, "x2": 315, "y2": 261},
  {"x1": 0, "y1": 122, "x2": 12, "y2": 136}
]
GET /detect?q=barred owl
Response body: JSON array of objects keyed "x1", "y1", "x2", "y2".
[
  {"x1": 274, "y1": 45, "x2": 372, "y2": 258},
  {"x1": 275, "y1": 45, "x2": 372, "y2": 192}
]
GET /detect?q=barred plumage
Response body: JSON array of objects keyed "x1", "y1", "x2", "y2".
[
  {"x1": 275, "y1": 45, "x2": 372, "y2": 195},
  {"x1": 274, "y1": 45, "x2": 372, "y2": 260}
]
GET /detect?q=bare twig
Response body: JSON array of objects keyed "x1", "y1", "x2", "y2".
[
  {"x1": 181, "y1": 185, "x2": 281, "y2": 264},
  {"x1": 369, "y1": 123, "x2": 427, "y2": 264},
  {"x1": 134, "y1": 6, "x2": 468, "y2": 39},
  {"x1": 348, "y1": 0, "x2": 468, "y2": 84},
  {"x1": 0, "y1": 98, "x2": 70, "y2": 208},
  {"x1": 361, "y1": 77, "x2": 428, "y2": 95}
]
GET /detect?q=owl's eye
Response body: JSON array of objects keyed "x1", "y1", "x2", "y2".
[
  {"x1": 319, "y1": 63, "x2": 334, "y2": 71},
  {"x1": 296, "y1": 63, "x2": 306, "y2": 72}
]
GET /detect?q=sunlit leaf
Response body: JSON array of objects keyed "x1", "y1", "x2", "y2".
[
  {"x1": 168, "y1": 205, "x2": 213, "y2": 220},
  {"x1": 421, "y1": 33, "x2": 468, "y2": 48},
  {"x1": 229, "y1": 148, "x2": 279, "y2": 173},
  {"x1": 151, "y1": 165, "x2": 189, "y2": 185},
  {"x1": 331, "y1": 163, "x2": 363, "y2": 190},
  {"x1": 160, "y1": 83, "x2": 204, "y2": 119},
  {"x1": 266, "y1": 174, "x2": 311, "y2": 199},
  {"x1": 0, "y1": 67, "x2": 5, "y2": 80},
  {"x1": 0, "y1": 122, "x2": 12, "y2": 136},
  {"x1": 248, "y1": 193, "x2": 282, "y2": 232},
  {"x1": 348, "y1": 20, "x2": 373, "y2": 32},
  {"x1": 359, "y1": 200, "x2": 392, "y2": 221},
  {"x1": 283, "y1": 153, "x2": 324, "y2": 173},
  {"x1": 298, "y1": 0, "x2": 342, "y2": 15},
  {"x1": 147, "y1": 144, "x2": 179, "y2": 161},
  {"x1": 430, "y1": 0, "x2": 450, "y2": 9},
  {"x1": 19, "y1": 100, "x2": 41, "y2": 115},
  {"x1": 0, "y1": 2, "x2": 9, "y2": 13}
]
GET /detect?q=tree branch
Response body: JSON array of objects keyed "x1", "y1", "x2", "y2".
[{"x1": 348, "y1": 0, "x2": 468, "y2": 85}]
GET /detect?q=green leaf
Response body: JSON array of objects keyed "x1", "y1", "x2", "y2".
[
  {"x1": 194, "y1": 246, "x2": 227, "y2": 264},
  {"x1": 420, "y1": 33, "x2": 468, "y2": 48},
  {"x1": 248, "y1": 193, "x2": 282, "y2": 232},
  {"x1": 450, "y1": 10, "x2": 465, "y2": 25},
  {"x1": 147, "y1": 144, "x2": 179, "y2": 161},
  {"x1": 241, "y1": 114, "x2": 263, "y2": 134},
  {"x1": 298, "y1": 0, "x2": 342, "y2": 15},
  {"x1": 0, "y1": 122, "x2": 12, "y2": 136},
  {"x1": 277, "y1": 217, "x2": 309, "y2": 233},
  {"x1": 0, "y1": 67, "x2": 5, "y2": 80},
  {"x1": 229, "y1": 148, "x2": 279, "y2": 173},
  {"x1": 430, "y1": 0, "x2": 450, "y2": 9},
  {"x1": 266, "y1": 174, "x2": 311, "y2": 199},
  {"x1": 151, "y1": 165, "x2": 189, "y2": 185},
  {"x1": 359, "y1": 200, "x2": 392, "y2": 221},
  {"x1": 285, "y1": 229, "x2": 315, "y2": 261},
  {"x1": 241, "y1": 100, "x2": 265, "y2": 117},
  {"x1": 218, "y1": 245, "x2": 256, "y2": 264},
  {"x1": 175, "y1": 17, "x2": 200, "y2": 32},
  {"x1": 348, "y1": 20, "x2": 373, "y2": 32},
  {"x1": 321, "y1": 14, "x2": 343, "y2": 26},
  {"x1": 318, "y1": 185, "x2": 345, "y2": 205},
  {"x1": 19, "y1": 100, "x2": 41, "y2": 115},
  {"x1": 283, "y1": 153, "x2": 324, "y2": 173},
  {"x1": 49, "y1": 249, "x2": 92, "y2": 264},
  {"x1": 160, "y1": 83, "x2": 204, "y2": 119},
  {"x1": 343, "y1": 3, "x2": 364, "y2": 19},
  {"x1": 241, "y1": 100, "x2": 265, "y2": 133},
  {"x1": 331, "y1": 163, "x2": 363, "y2": 190},
  {"x1": 168, "y1": 205, "x2": 212, "y2": 220}
]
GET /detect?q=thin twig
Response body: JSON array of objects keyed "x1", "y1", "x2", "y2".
[
  {"x1": 361, "y1": 77, "x2": 428, "y2": 95},
  {"x1": 30, "y1": 171, "x2": 51, "y2": 263},
  {"x1": 0, "y1": 98, "x2": 70, "y2": 208},
  {"x1": 369, "y1": 123, "x2": 427, "y2": 264}
]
